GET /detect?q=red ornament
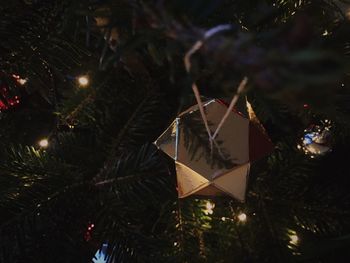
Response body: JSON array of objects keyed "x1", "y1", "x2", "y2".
[{"x1": 0, "y1": 73, "x2": 24, "y2": 111}]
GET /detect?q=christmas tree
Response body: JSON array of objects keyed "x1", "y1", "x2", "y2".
[{"x1": 1, "y1": 0, "x2": 350, "y2": 262}]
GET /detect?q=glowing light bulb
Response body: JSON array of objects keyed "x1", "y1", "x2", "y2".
[
  {"x1": 287, "y1": 229, "x2": 299, "y2": 246},
  {"x1": 12, "y1": 74, "x2": 27, "y2": 85},
  {"x1": 18, "y1": 78, "x2": 27, "y2": 85},
  {"x1": 38, "y1": 138, "x2": 49, "y2": 148},
  {"x1": 237, "y1": 212, "x2": 247, "y2": 222},
  {"x1": 204, "y1": 201, "x2": 215, "y2": 215},
  {"x1": 289, "y1": 234, "x2": 299, "y2": 245},
  {"x1": 77, "y1": 75, "x2": 89, "y2": 87}
]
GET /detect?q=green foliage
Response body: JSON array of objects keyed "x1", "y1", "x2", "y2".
[{"x1": 1, "y1": 0, "x2": 350, "y2": 262}]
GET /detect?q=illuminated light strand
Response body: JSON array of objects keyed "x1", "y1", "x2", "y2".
[
  {"x1": 77, "y1": 75, "x2": 89, "y2": 87},
  {"x1": 38, "y1": 138, "x2": 49, "y2": 148}
]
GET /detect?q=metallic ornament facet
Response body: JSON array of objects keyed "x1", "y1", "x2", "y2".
[{"x1": 298, "y1": 120, "x2": 332, "y2": 158}]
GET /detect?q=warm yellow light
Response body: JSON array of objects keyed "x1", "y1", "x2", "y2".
[
  {"x1": 206, "y1": 201, "x2": 214, "y2": 210},
  {"x1": 289, "y1": 234, "x2": 299, "y2": 245},
  {"x1": 77, "y1": 75, "x2": 89, "y2": 87},
  {"x1": 38, "y1": 138, "x2": 49, "y2": 148},
  {"x1": 12, "y1": 74, "x2": 27, "y2": 85},
  {"x1": 18, "y1": 78, "x2": 27, "y2": 85},
  {"x1": 237, "y1": 212, "x2": 247, "y2": 222},
  {"x1": 204, "y1": 201, "x2": 215, "y2": 215}
]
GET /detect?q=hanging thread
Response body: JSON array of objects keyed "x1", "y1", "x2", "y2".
[{"x1": 184, "y1": 24, "x2": 248, "y2": 153}]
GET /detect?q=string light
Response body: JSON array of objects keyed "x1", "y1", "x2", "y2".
[
  {"x1": 77, "y1": 75, "x2": 89, "y2": 87},
  {"x1": 237, "y1": 212, "x2": 247, "y2": 222},
  {"x1": 289, "y1": 234, "x2": 299, "y2": 246},
  {"x1": 289, "y1": 234, "x2": 299, "y2": 245},
  {"x1": 12, "y1": 74, "x2": 27, "y2": 85},
  {"x1": 17, "y1": 78, "x2": 27, "y2": 85},
  {"x1": 84, "y1": 223, "x2": 95, "y2": 242},
  {"x1": 204, "y1": 201, "x2": 215, "y2": 215},
  {"x1": 38, "y1": 138, "x2": 49, "y2": 148},
  {"x1": 288, "y1": 230, "x2": 299, "y2": 246}
]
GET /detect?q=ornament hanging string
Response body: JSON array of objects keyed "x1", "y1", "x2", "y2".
[{"x1": 184, "y1": 24, "x2": 248, "y2": 152}]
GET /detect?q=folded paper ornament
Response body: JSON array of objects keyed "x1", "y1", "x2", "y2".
[{"x1": 154, "y1": 99, "x2": 273, "y2": 201}]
